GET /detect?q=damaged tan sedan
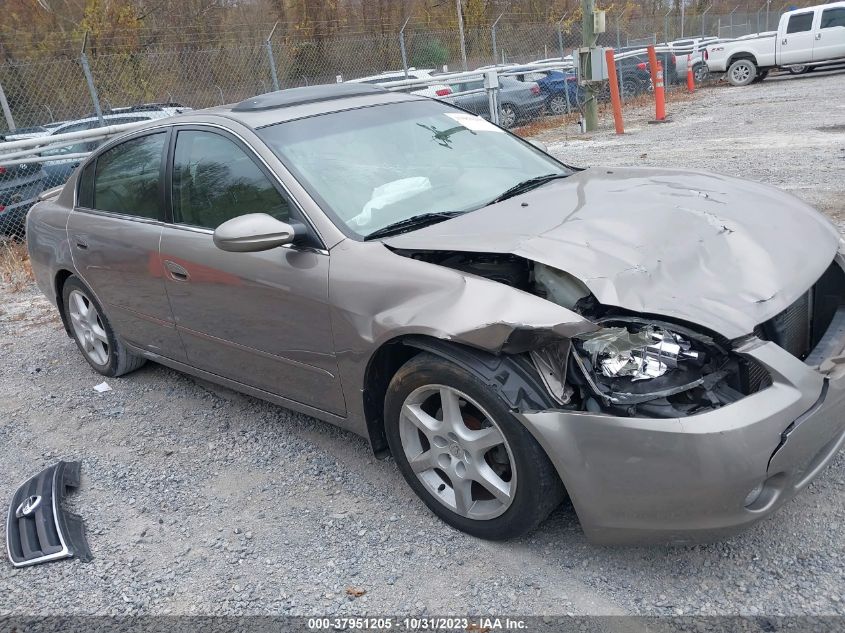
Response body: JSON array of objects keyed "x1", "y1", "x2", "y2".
[{"x1": 27, "y1": 84, "x2": 845, "y2": 544}]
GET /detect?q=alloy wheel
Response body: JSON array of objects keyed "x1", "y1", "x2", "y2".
[
  {"x1": 730, "y1": 62, "x2": 752, "y2": 84},
  {"x1": 499, "y1": 105, "x2": 517, "y2": 128},
  {"x1": 398, "y1": 384, "x2": 517, "y2": 520},
  {"x1": 68, "y1": 289, "x2": 110, "y2": 366},
  {"x1": 548, "y1": 95, "x2": 569, "y2": 115}
]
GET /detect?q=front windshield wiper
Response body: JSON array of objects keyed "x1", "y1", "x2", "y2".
[
  {"x1": 363, "y1": 211, "x2": 463, "y2": 241},
  {"x1": 486, "y1": 173, "x2": 570, "y2": 206}
]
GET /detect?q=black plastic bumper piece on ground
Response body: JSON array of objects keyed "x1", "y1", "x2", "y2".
[{"x1": 6, "y1": 461, "x2": 92, "y2": 567}]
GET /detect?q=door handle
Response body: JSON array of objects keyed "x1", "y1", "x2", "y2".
[
  {"x1": 782, "y1": 38, "x2": 788, "y2": 45},
  {"x1": 163, "y1": 260, "x2": 190, "y2": 282},
  {"x1": 815, "y1": 33, "x2": 822, "y2": 40},
  {"x1": 74, "y1": 237, "x2": 88, "y2": 250}
]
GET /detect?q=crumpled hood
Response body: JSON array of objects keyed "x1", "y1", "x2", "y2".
[{"x1": 385, "y1": 167, "x2": 839, "y2": 339}]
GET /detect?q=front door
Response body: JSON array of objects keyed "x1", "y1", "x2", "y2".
[
  {"x1": 158, "y1": 127, "x2": 345, "y2": 415},
  {"x1": 813, "y1": 6, "x2": 845, "y2": 62},
  {"x1": 780, "y1": 11, "x2": 817, "y2": 65},
  {"x1": 67, "y1": 130, "x2": 186, "y2": 360}
]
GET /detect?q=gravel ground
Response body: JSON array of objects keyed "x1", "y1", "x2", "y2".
[{"x1": 1, "y1": 68, "x2": 845, "y2": 619}]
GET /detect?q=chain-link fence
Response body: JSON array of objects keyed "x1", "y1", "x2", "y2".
[{"x1": 0, "y1": 3, "x2": 819, "y2": 240}]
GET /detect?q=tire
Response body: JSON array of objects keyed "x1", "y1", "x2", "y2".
[
  {"x1": 498, "y1": 103, "x2": 518, "y2": 129},
  {"x1": 547, "y1": 94, "x2": 570, "y2": 115},
  {"x1": 62, "y1": 275, "x2": 146, "y2": 377},
  {"x1": 384, "y1": 352, "x2": 564, "y2": 540},
  {"x1": 788, "y1": 65, "x2": 810, "y2": 75},
  {"x1": 726, "y1": 58, "x2": 758, "y2": 86},
  {"x1": 621, "y1": 77, "x2": 643, "y2": 99},
  {"x1": 693, "y1": 63, "x2": 709, "y2": 84}
]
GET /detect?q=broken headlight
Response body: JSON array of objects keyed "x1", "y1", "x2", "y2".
[{"x1": 571, "y1": 319, "x2": 729, "y2": 407}]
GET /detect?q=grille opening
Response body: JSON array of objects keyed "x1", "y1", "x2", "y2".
[{"x1": 755, "y1": 262, "x2": 845, "y2": 361}]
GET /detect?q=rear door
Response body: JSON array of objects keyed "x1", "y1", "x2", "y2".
[
  {"x1": 813, "y1": 5, "x2": 845, "y2": 62},
  {"x1": 779, "y1": 11, "x2": 816, "y2": 65},
  {"x1": 158, "y1": 126, "x2": 345, "y2": 415},
  {"x1": 448, "y1": 80, "x2": 488, "y2": 117},
  {"x1": 67, "y1": 129, "x2": 186, "y2": 360}
]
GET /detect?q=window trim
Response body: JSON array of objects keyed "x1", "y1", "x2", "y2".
[
  {"x1": 74, "y1": 125, "x2": 172, "y2": 223},
  {"x1": 163, "y1": 123, "x2": 327, "y2": 251}
]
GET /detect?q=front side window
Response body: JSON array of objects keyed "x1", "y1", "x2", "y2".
[
  {"x1": 93, "y1": 132, "x2": 166, "y2": 219},
  {"x1": 257, "y1": 100, "x2": 570, "y2": 239},
  {"x1": 171, "y1": 130, "x2": 290, "y2": 230},
  {"x1": 786, "y1": 12, "x2": 814, "y2": 33},
  {"x1": 821, "y1": 7, "x2": 845, "y2": 29}
]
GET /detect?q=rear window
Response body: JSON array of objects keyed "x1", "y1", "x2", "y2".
[{"x1": 786, "y1": 12, "x2": 814, "y2": 33}]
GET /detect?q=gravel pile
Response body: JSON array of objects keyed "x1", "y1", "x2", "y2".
[{"x1": 1, "y1": 67, "x2": 844, "y2": 617}]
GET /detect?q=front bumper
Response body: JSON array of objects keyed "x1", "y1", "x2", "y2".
[{"x1": 518, "y1": 340, "x2": 845, "y2": 545}]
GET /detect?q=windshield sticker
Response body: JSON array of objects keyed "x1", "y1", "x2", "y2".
[{"x1": 444, "y1": 112, "x2": 504, "y2": 133}]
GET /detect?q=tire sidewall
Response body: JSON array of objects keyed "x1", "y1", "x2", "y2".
[
  {"x1": 384, "y1": 354, "x2": 561, "y2": 540},
  {"x1": 62, "y1": 276, "x2": 122, "y2": 377},
  {"x1": 728, "y1": 59, "x2": 757, "y2": 86}
]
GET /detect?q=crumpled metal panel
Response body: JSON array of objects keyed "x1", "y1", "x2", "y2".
[{"x1": 386, "y1": 167, "x2": 839, "y2": 339}]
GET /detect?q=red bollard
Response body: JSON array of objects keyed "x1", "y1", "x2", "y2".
[
  {"x1": 605, "y1": 48, "x2": 624, "y2": 135},
  {"x1": 647, "y1": 45, "x2": 666, "y2": 122},
  {"x1": 686, "y1": 54, "x2": 695, "y2": 93}
]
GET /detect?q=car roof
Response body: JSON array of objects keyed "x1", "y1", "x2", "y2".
[
  {"x1": 50, "y1": 111, "x2": 167, "y2": 134},
  {"x1": 155, "y1": 84, "x2": 426, "y2": 130}
]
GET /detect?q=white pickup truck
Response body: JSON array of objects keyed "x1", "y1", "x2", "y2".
[{"x1": 705, "y1": 1, "x2": 845, "y2": 85}]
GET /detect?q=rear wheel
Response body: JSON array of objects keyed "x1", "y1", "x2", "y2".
[
  {"x1": 727, "y1": 58, "x2": 758, "y2": 86},
  {"x1": 787, "y1": 65, "x2": 810, "y2": 75},
  {"x1": 498, "y1": 103, "x2": 518, "y2": 129},
  {"x1": 547, "y1": 94, "x2": 570, "y2": 115},
  {"x1": 693, "y1": 63, "x2": 709, "y2": 84},
  {"x1": 62, "y1": 276, "x2": 146, "y2": 377},
  {"x1": 384, "y1": 353, "x2": 564, "y2": 540}
]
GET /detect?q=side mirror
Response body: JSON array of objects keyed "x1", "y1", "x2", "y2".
[
  {"x1": 213, "y1": 213, "x2": 297, "y2": 253},
  {"x1": 529, "y1": 139, "x2": 548, "y2": 153}
]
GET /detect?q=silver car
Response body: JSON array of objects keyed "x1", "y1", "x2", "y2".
[{"x1": 27, "y1": 84, "x2": 845, "y2": 544}]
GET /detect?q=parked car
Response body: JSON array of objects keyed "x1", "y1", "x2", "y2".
[
  {"x1": 665, "y1": 37, "x2": 720, "y2": 83},
  {"x1": 39, "y1": 107, "x2": 186, "y2": 188},
  {"x1": 0, "y1": 159, "x2": 45, "y2": 238},
  {"x1": 347, "y1": 68, "x2": 452, "y2": 98},
  {"x1": 706, "y1": 2, "x2": 845, "y2": 85},
  {"x1": 1, "y1": 125, "x2": 51, "y2": 143},
  {"x1": 442, "y1": 76, "x2": 545, "y2": 128},
  {"x1": 26, "y1": 83, "x2": 845, "y2": 545},
  {"x1": 616, "y1": 47, "x2": 680, "y2": 84},
  {"x1": 504, "y1": 67, "x2": 580, "y2": 115}
]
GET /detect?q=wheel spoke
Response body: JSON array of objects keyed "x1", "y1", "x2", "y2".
[
  {"x1": 71, "y1": 292, "x2": 88, "y2": 319},
  {"x1": 473, "y1": 464, "x2": 512, "y2": 504},
  {"x1": 462, "y1": 425, "x2": 505, "y2": 457},
  {"x1": 451, "y1": 476, "x2": 474, "y2": 515},
  {"x1": 402, "y1": 403, "x2": 441, "y2": 436},
  {"x1": 439, "y1": 387, "x2": 462, "y2": 430},
  {"x1": 408, "y1": 449, "x2": 434, "y2": 473},
  {"x1": 91, "y1": 322, "x2": 108, "y2": 344}
]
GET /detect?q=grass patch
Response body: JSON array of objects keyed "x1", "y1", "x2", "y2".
[{"x1": 0, "y1": 240, "x2": 34, "y2": 292}]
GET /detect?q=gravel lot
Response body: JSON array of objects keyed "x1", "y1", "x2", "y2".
[{"x1": 1, "y1": 68, "x2": 845, "y2": 619}]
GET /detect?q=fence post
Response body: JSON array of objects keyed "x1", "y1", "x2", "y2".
[
  {"x1": 556, "y1": 13, "x2": 569, "y2": 60},
  {"x1": 80, "y1": 34, "x2": 104, "y2": 126},
  {"x1": 491, "y1": 13, "x2": 504, "y2": 66},
  {"x1": 484, "y1": 70, "x2": 500, "y2": 125},
  {"x1": 664, "y1": 8, "x2": 672, "y2": 41},
  {"x1": 266, "y1": 22, "x2": 280, "y2": 92},
  {"x1": 702, "y1": 4, "x2": 713, "y2": 37},
  {"x1": 0, "y1": 80, "x2": 16, "y2": 132},
  {"x1": 399, "y1": 17, "x2": 411, "y2": 78},
  {"x1": 456, "y1": 0, "x2": 468, "y2": 71}
]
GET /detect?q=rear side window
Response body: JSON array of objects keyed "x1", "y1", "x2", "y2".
[
  {"x1": 821, "y1": 7, "x2": 845, "y2": 29},
  {"x1": 93, "y1": 132, "x2": 166, "y2": 219},
  {"x1": 77, "y1": 160, "x2": 96, "y2": 208},
  {"x1": 171, "y1": 130, "x2": 290, "y2": 230},
  {"x1": 786, "y1": 12, "x2": 814, "y2": 33}
]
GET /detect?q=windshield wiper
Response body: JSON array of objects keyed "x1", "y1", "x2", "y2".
[
  {"x1": 363, "y1": 211, "x2": 463, "y2": 241},
  {"x1": 486, "y1": 173, "x2": 570, "y2": 206}
]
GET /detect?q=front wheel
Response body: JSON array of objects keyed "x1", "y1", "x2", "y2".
[
  {"x1": 726, "y1": 58, "x2": 758, "y2": 86},
  {"x1": 384, "y1": 353, "x2": 564, "y2": 540},
  {"x1": 63, "y1": 275, "x2": 146, "y2": 377}
]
